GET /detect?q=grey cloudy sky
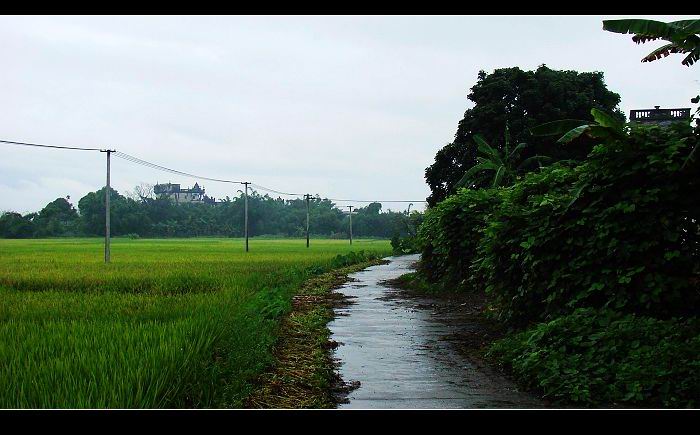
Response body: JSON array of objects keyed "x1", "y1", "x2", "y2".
[{"x1": 1, "y1": 15, "x2": 697, "y2": 213}]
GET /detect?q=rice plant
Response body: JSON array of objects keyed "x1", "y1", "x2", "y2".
[{"x1": 0, "y1": 237, "x2": 391, "y2": 408}]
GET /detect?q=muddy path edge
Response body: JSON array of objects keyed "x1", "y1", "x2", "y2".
[{"x1": 243, "y1": 258, "x2": 387, "y2": 409}]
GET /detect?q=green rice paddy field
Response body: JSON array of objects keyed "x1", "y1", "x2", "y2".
[{"x1": 0, "y1": 238, "x2": 392, "y2": 408}]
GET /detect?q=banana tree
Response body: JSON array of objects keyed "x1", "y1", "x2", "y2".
[
  {"x1": 455, "y1": 127, "x2": 551, "y2": 189},
  {"x1": 529, "y1": 108, "x2": 626, "y2": 144},
  {"x1": 529, "y1": 108, "x2": 628, "y2": 209},
  {"x1": 603, "y1": 19, "x2": 700, "y2": 66},
  {"x1": 603, "y1": 18, "x2": 699, "y2": 166}
]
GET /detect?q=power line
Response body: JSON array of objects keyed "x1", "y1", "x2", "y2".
[
  {"x1": 325, "y1": 198, "x2": 426, "y2": 203},
  {"x1": 114, "y1": 151, "x2": 246, "y2": 185},
  {"x1": 0, "y1": 139, "x2": 103, "y2": 152},
  {"x1": 250, "y1": 183, "x2": 303, "y2": 197},
  {"x1": 2, "y1": 138, "x2": 427, "y2": 203},
  {"x1": 250, "y1": 184, "x2": 425, "y2": 203}
]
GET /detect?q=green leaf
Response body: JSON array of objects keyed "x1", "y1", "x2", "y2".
[
  {"x1": 590, "y1": 108, "x2": 623, "y2": 131},
  {"x1": 508, "y1": 142, "x2": 528, "y2": 161},
  {"x1": 557, "y1": 125, "x2": 592, "y2": 144},
  {"x1": 474, "y1": 134, "x2": 501, "y2": 160},
  {"x1": 670, "y1": 20, "x2": 700, "y2": 33},
  {"x1": 492, "y1": 166, "x2": 506, "y2": 188},
  {"x1": 455, "y1": 162, "x2": 498, "y2": 188},
  {"x1": 530, "y1": 119, "x2": 590, "y2": 137},
  {"x1": 564, "y1": 182, "x2": 588, "y2": 211},
  {"x1": 602, "y1": 19, "x2": 677, "y2": 39}
]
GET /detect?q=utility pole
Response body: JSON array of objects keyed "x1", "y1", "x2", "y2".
[
  {"x1": 347, "y1": 205, "x2": 354, "y2": 245},
  {"x1": 243, "y1": 182, "x2": 250, "y2": 252},
  {"x1": 101, "y1": 149, "x2": 115, "y2": 263},
  {"x1": 304, "y1": 194, "x2": 311, "y2": 248}
]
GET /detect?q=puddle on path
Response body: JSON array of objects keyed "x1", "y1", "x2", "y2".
[{"x1": 329, "y1": 254, "x2": 541, "y2": 409}]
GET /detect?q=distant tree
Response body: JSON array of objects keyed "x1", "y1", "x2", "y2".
[
  {"x1": 603, "y1": 19, "x2": 700, "y2": 66},
  {"x1": 127, "y1": 183, "x2": 155, "y2": 202},
  {"x1": 0, "y1": 212, "x2": 35, "y2": 238},
  {"x1": 33, "y1": 197, "x2": 80, "y2": 237},
  {"x1": 78, "y1": 188, "x2": 147, "y2": 236},
  {"x1": 424, "y1": 65, "x2": 623, "y2": 205}
]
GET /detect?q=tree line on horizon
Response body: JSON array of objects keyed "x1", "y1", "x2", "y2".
[{"x1": 0, "y1": 187, "x2": 422, "y2": 239}]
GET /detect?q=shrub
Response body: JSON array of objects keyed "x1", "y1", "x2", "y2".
[
  {"x1": 390, "y1": 234, "x2": 421, "y2": 255},
  {"x1": 475, "y1": 123, "x2": 700, "y2": 325},
  {"x1": 488, "y1": 308, "x2": 700, "y2": 407},
  {"x1": 417, "y1": 187, "x2": 503, "y2": 286}
]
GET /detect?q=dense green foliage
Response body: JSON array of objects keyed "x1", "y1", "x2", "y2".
[
  {"x1": 418, "y1": 187, "x2": 503, "y2": 285},
  {"x1": 488, "y1": 308, "x2": 700, "y2": 406},
  {"x1": 477, "y1": 123, "x2": 699, "y2": 326},
  {"x1": 454, "y1": 130, "x2": 550, "y2": 189},
  {"x1": 424, "y1": 65, "x2": 623, "y2": 205},
  {"x1": 417, "y1": 121, "x2": 699, "y2": 406},
  {"x1": 0, "y1": 189, "x2": 418, "y2": 240},
  {"x1": 0, "y1": 238, "x2": 391, "y2": 408}
]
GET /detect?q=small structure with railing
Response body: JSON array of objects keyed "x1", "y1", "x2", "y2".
[{"x1": 630, "y1": 106, "x2": 691, "y2": 126}]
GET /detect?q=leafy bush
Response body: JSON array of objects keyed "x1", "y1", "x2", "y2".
[
  {"x1": 475, "y1": 123, "x2": 699, "y2": 325},
  {"x1": 390, "y1": 234, "x2": 421, "y2": 255},
  {"x1": 417, "y1": 120, "x2": 700, "y2": 406},
  {"x1": 488, "y1": 308, "x2": 700, "y2": 407},
  {"x1": 417, "y1": 187, "x2": 503, "y2": 285}
]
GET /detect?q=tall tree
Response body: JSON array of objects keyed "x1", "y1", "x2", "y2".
[
  {"x1": 424, "y1": 65, "x2": 623, "y2": 205},
  {"x1": 33, "y1": 197, "x2": 80, "y2": 237}
]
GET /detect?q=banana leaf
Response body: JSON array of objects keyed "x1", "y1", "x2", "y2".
[{"x1": 530, "y1": 119, "x2": 589, "y2": 137}]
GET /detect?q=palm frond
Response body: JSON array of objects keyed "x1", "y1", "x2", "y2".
[
  {"x1": 530, "y1": 119, "x2": 590, "y2": 136},
  {"x1": 492, "y1": 166, "x2": 507, "y2": 188},
  {"x1": 670, "y1": 20, "x2": 700, "y2": 34},
  {"x1": 455, "y1": 162, "x2": 499, "y2": 188},
  {"x1": 473, "y1": 135, "x2": 498, "y2": 156},
  {"x1": 474, "y1": 135, "x2": 503, "y2": 165},
  {"x1": 557, "y1": 125, "x2": 592, "y2": 144},
  {"x1": 641, "y1": 43, "x2": 686, "y2": 63},
  {"x1": 508, "y1": 143, "x2": 528, "y2": 161},
  {"x1": 682, "y1": 48, "x2": 700, "y2": 66},
  {"x1": 590, "y1": 108, "x2": 624, "y2": 131},
  {"x1": 603, "y1": 19, "x2": 678, "y2": 39}
]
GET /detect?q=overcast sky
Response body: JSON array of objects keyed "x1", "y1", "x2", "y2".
[{"x1": 1, "y1": 15, "x2": 697, "y2": 214}]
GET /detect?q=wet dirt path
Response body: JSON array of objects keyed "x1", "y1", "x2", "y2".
[{"x1": 329, "y1": 254, "x2": 541, "y2": 409}]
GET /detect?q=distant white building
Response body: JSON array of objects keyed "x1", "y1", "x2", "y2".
[{"x1": 153, "y1": 183, "x2": 216, "y2": 204}]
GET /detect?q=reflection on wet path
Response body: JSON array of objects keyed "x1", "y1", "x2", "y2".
[{"x1": 329, "y1": 254, "x2": 540, "y2": 409}]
